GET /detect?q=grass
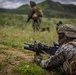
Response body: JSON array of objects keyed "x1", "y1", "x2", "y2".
[
  {"x1": 13, "y1": 62, "x2": 49, "y2": 75},
  {"x1": 0, "y1": 13, "x2": 76, "y2": 75},
  {"x1": 0, "y1": 14, "x2": 59, "y2": 50}
]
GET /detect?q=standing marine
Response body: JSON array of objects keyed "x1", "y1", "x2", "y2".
[
  {"x1": 27, "y1": 1, "x2": 43, "y2": 32},
  {"x1": 35, "y1": 24, "x2": 76, "y2": 75}
]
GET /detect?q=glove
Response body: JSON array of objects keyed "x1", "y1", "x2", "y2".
[
  {"x1": 34, "y1": 54, "x2": 43, "y2": 63},
  {"x1": 37, "y1": 58, "x2": 42, "y2": 66}
]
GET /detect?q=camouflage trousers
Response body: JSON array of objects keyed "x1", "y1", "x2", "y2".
[
  {"x1": 32, "y1": 17, "x2": 41, "y2": 32},
  {"x1": 32, "y1": 21, "x2": 40, "y2": 32}
]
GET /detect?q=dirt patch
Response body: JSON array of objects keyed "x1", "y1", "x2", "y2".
[
  {"x1": 0, "y1": 44, "x2": 8, "y2": 50},
  {"x1": 4, "y1": 49, "x2": 34, "y2": 62},
  {"x1": 0, "y1": 54, "x2": 6, "y2": 62},
  {"x1": 0, "y1": 64, "x2": 13, "y2": 75},
  {"x1": 0, "y1": 44, "x2": 34, "y2": 75}
]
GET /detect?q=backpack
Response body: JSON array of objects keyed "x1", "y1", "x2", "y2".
[{"x1": 35, "y1": 7, "x2": 43, "y2": 17}]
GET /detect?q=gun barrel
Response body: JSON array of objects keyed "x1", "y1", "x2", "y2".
[
  {"x1": 24, "y1": 46, "x2": 44, "y2": 53},
  {"x1": 24, "y1": 46, "x2": 36, "y2": 51},
  {"x1": 24, "y1": 42, "x2": 59, "y2": 55}
]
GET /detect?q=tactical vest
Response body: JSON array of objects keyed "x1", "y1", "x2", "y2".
[
  {"x1": 32, "y1": 7, "x2": 43, "y2": 18},
  {"x1": 35, "y1": 8, "x2": 43, "y2": 17}
]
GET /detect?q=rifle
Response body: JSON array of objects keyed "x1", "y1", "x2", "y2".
[{"x1": 24, "y1": 41, "x2": 59, "y2": 55}]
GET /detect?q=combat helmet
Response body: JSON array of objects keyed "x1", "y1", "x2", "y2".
[
  {"x1": 58, "y1": 24, "x2": 76, "y2": 38},
  {"x1": 30, "y1": 1, "x2": 36, "y2": 7}
]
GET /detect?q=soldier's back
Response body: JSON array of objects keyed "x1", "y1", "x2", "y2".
[{"x1": 60, "y1": 42, "x2": 76, "y2": 75}]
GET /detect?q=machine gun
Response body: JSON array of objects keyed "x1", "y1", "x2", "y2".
[{"x1": 24, "y1": 41, "x2": 59, "y2": 55}]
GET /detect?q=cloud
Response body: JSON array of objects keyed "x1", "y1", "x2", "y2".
[
  {"x1": 52, "y1": 0, "x2": 76, "y2": 5},
  {"x1": 0, "y1": 0, "x2": 76, "y2": 9},
  {"x1": 0, "y1": 1, "x2": 24, "y2": 9},
  {"x1": 0, "y1": 0, "x2": 45, "y2": 9}
]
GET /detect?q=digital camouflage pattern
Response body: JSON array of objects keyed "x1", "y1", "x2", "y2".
[
  {"x1": 30, "y1": 1, "x2": 36, "y2": 7},
  {"x1": 27, "y1": 1, "x2": 43, "y2": 31},
  {"x1": 38, "y1": 41, "x2": 76, "y2": 75},
  {"x1": 58, "y1": 24, "x2": 76, "y2": 38},
  {"x1": 30, "y1": 1, "x2": 43, "y2": 18},
  {"x1": 37, "y1": 24, "x2": 76, "y2": 75}
]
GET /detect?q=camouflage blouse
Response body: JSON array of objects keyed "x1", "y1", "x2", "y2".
[{"x1": 39, "y1": 42, "x2": 76, "y2": 71}]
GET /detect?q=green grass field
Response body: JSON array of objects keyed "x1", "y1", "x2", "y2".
[{"x1": 0, "y1": 13, "x2": 76, "y2": 75}]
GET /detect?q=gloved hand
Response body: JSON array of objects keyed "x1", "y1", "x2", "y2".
[
  {"x1": 34, "y1": 54, "x2": 43, "y2": 63},
  {"x1": 36, "y1": 58, "x2": 42, "y2": 66}
]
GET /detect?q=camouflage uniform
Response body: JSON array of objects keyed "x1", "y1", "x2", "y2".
[
  {"x1": 27, "y1": 1, "x2": 43, "y2": 32},
  {"x1": 37, "y1": 24, "x2": 76, "y2": 75}
]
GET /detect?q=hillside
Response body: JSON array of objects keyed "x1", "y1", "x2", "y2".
[
  {"x1": 0, "y1": 0, "x2": 76, "y2": 18},
  {"x1": 38, "y1": 0, "x2": 76, "y2": 18}
]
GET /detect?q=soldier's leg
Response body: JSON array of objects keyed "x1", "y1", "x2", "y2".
[
  {"x1": 33, "y1": 17, "x2": 41, "y2": 31},
  {"x1": 38, "y1": 17, "x2": 41, "y2": 30},
  {"x1": 36, "y1": 18, "x2": 41, "y2": 31},
  {"x1": 38, "y1": 17, "x2": 41, "y2": 24},
  {"x1": 36, "y1": 19, "x2": 40, "y2": 31},
  {"x1": 34, "y1": 19, "x2": 39, "y2": 31},
  {"x1": 32, "y1": 17, "x2": 37, "y2": 32},
  {"x1": 32, "y1": 20, "x2": 36, "y2": 32}
]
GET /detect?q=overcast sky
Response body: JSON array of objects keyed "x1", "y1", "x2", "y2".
[{"x1": 0, "y1": 0, "x2": 76, "y2": 9}]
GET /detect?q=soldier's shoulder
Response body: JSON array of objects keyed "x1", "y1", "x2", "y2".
[
  {"x1": 55, "y1": 43, "x2": 76, "y2": 57},
  {"x1": 55, "y1": 44, "x2": 71, "y2": 54},
  {"x1": 61, "y1": 43, "x2": 73, "y2": 49},
  {"x1": 61, "y1": 43, "x2": 74, "y2": 50}
]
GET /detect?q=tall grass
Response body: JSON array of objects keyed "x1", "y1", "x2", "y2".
[
  {"x1": 0, "y1": 13, "x2": 57, "y2": 49},
  {"x1": 0, "y1": 13, "x2": 76, "y2": 51},
  {"x1": 0, "y1": 13, "x2": 76, "y2": 75},
  {"x1": 13, "y1": 62, "x2": 50, "y2": 75}
]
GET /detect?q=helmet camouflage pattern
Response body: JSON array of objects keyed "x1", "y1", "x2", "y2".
[
  {"x1": 30, "y1": 1, "x2": 36, "y2": 7},
  {"x1": 58, "y1": 24, "x2": 76, "y2": 38}
]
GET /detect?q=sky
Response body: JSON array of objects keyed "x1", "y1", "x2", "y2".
[{"x1": 0, "y1": 0, "x2": 76, "y2": 9}]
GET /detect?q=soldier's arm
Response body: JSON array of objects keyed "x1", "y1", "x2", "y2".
[
  {"x1": 37, "y1": 48, "x2": 66, "y2": 69},
  {"x1": 27, "y1": 9, "x2": 35, "y2": 23},
  {"x1": 37, "y1": 43, "x2": 75, "y2": 69}
]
